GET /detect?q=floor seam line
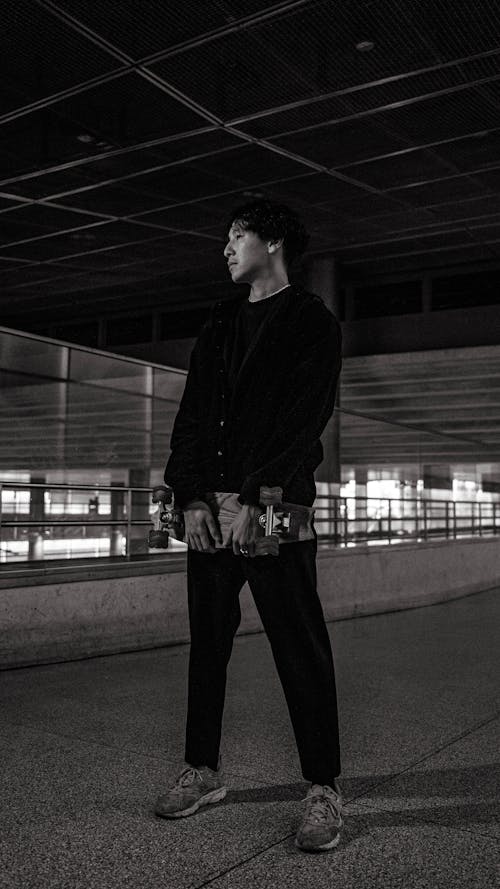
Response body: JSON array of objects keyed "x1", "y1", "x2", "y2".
[
  {"x1": 191, "y1": 832, "x2": 295, "y2": 888},
  {"x1": 349, "y1": 711, "x2": 500, "y2": 804},
  {"x1": 0, "y1": 718, "x2": 274, "y2": 784},
  {"x1": 353, "y1": 799, "x2": 499, "y2": 842}
]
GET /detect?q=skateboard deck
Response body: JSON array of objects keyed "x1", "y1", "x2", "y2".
[{"x1": 149, "y1": 486, "x2": 314, "y2": 556}]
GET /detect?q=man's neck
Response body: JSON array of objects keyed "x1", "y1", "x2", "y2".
[{"x1": 249, "y1": 275, "x2": 289, "y2": 303}]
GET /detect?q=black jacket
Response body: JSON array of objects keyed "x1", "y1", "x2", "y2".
[{"x1": 164, "y1": 285, "x2": 342, "y2": 509}]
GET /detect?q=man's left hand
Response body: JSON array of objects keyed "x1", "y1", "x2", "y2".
[{"x1": 223, "y1": 504, "x2": 262, "y2": 557}]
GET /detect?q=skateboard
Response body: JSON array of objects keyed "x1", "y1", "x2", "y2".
[
  {"x1": 148, "y1": 485, "x2": 185, "y2": 550},
  {"x1": 148, "y1": 486, "x2": 314, "y2": 556}
]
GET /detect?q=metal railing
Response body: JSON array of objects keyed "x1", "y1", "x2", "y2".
[
  {"x1": 0, "y1": 481, "x2": 152, "y2": 563},
  {"x1": 0, "y1": 483, "x2": 498, "y2": 564},
  {"x1": 314, "y1": 495, "x2": 499, "y2": 546}
]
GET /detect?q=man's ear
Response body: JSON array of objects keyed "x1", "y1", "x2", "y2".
[{"x1": 268, "y1": 238, "x2": 284, "y2": 254}]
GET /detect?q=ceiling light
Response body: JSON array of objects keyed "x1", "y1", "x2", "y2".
[
  {"x1": 356, "y1": 40, "x2": 375, "y2": 52},
  {"x1": 77, "y1": 133, "x2": 94, "y2": 143}
]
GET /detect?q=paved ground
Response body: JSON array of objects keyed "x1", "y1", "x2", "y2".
[{"x1": 1, "y1": 587, "x2": 498, "y2": 889}]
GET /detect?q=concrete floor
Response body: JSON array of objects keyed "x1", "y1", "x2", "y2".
[{"x1": 1, "y1": 588, "x2": 499, "y2": 889}]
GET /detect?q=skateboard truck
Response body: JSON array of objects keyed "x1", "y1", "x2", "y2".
[
  {"x1": 255, "y1": 486, "x2": 308, "y2": 556},
  {"x1": 148, "y1": 486, "x2": 185, "y2": 550}
]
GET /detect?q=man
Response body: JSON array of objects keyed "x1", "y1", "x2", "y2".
[{"x1": 155, "y1": 200, "x2": 343, "y2": 852}]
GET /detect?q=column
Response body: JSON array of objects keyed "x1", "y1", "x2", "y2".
[
  {"x1": 306, "y1": 256, "x2": 342, "y2": 490},
  {"x1": 28, "y1": 475, "x2": 45, "y2": 561},
  {"x1": 110, "y1": 482, "x2": 125, "y2": 557},
  {"x1": 354, "y1": 467, "x2": 368, "y2": 539}
]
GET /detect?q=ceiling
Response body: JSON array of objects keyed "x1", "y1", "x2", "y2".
[{"x1": 2, "y1": 0, "x2": 500, "y2": 332}]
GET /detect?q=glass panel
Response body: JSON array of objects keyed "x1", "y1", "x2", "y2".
[
  {"x1": 153, "y1": 366, "x2": 186, "y2": 401},
  {"x1": 0, "y1": 330, "x2": 68, "y2": 379},
  {"x1": 69, "y1": 347, "x2": 152, "y2": 395}
]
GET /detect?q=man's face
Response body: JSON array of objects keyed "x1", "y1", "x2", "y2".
[{"x1": 224, "y1": 222, "x2": 270, "y2": 284}]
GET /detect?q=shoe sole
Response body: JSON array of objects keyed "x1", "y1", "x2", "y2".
[
  {"x1": 295, "y1": 832, "x2": 341, "y2": 852},
  {"x1": 155, "y1": 786, "x2": 227, "y2": 819}
]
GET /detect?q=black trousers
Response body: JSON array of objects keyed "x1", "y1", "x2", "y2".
[{"x1": 184, "y1": 537, "x2": 341, "y2": 785}]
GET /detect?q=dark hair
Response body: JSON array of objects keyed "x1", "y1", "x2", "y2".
[{"x1": 227, "y1": 199, "x2": 309, "y2": 266}]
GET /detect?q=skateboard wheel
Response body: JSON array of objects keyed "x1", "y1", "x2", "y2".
[
  {"x1": 148, "y1": 529, "x2": 169, "y2": 548},
  {"x1": 259, "y1": 486, "x2": 283, "y2": 506},
  {"x1": 152, "y1": 486, "x2": 171, "y2": 504}
]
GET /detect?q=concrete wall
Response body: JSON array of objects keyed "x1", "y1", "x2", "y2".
[{"x1": 1, "y1": 537, "x2": 499, "y2": 668}]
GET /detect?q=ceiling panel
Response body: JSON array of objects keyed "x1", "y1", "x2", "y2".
[
  {"x1": 58, "y1": 0, "x2": 278, "y2": 59},
  {"x1": 375, "y1": 88, "x2": 500, "y2": 147},
  {"x1": 390, "y1": 177, "x2": 490, "y2": 207},
  {"x1": 0, "y1": 205, "x2": 110, "y2": 248},
  {"x1": 271, "y1": 120, "x2": 409, "y2": 168},
  {"x1": 0, "y1": 110, "x2": 101, "y2": 178},
  {"x1": 433, "y1": 129, "x2": 500, "y2": 172},
  {"x1": 51, "y1": 73, "x2": 208, "y2": 147},
  {"x1": 343, "y1": 151, "x2": 456, "y2": 190},
  {"x1": 2, "y1": 0, "x2": 121, "y2": 116}
]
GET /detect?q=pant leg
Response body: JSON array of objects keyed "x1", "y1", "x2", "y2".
[
  {"x1": 243, "y1": 539, "x2": 341, "y2": 785},
  {"x1": 184, "y1": 548, "x2": 246, "y2": 770}
]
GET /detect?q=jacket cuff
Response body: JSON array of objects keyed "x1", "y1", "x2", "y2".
[{"x1": 168, "y1": 485, "x2": 206, "y2": 511}]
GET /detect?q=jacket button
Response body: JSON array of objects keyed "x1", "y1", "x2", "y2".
[
  {"x1": 217, "y1": 450, "x2": 223, "y2": 456},
  {"x1": 220, "y1": 420, "x2": 224, "y2": 427}
]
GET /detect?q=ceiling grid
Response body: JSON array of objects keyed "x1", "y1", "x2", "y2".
[{"x1": 0, "y1": 0, "x2": 500, "y2": 326}]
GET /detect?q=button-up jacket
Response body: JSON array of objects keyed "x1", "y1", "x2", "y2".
[{"x1": 164, "y1": 285, "x2": 342, "y2": 509}]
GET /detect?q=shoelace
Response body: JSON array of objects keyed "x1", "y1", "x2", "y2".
[
  {"x1": 171, "y1": 767, "x2": 201, "y2": 792},
  {"x1": 303, "y1": 787, "x2": 341, "y2": 824}
]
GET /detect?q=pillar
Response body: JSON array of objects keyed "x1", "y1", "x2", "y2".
[
  {"x1": 110, "y1": 483, "x2": 125, "y2": 557},
  {"x1": 306, "y1": 256, "x2": 342, "y2": 489},
  {"x1": 28, "y1": 475, "x2": 45, "y2": 561}
]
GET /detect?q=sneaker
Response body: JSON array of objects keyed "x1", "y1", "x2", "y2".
[
  {"x1": 155, "y1": 764, "x2": 227, "y2": 819},
  {"x1": 295, "y1": 782, "x2": 343, "y2": 852}
]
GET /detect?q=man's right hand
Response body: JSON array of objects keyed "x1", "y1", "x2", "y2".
[{"x1": 183, "y1": 501, "x2": 222, "y2": 553}]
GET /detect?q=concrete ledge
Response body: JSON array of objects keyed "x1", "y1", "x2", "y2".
[
  {"x1": 316, "y1": 536, "x2": 500, "y2": 619},
  {"x1": 1, "y1": 537, "x2": 499, "y2": 668}
]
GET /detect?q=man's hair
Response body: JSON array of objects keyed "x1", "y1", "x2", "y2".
[{"x1": 227, "y1": 199, "x2": 309, "y2": 266}]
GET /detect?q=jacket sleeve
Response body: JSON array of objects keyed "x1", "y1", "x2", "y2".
[
  {"x1": 238, "y1": 307, "x2": 341, "y2": 506},
  {"x1": 164, "y1": 332, "x2": 207, "y2": 510}
]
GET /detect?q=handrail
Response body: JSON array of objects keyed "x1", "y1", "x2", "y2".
[{"x1": 0, "y1": 324, "x2": 186, "y2": 376}]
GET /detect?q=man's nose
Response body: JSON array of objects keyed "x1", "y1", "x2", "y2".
[{"x1": 223, "y1": 241, "x2": 233, "y2": 258}]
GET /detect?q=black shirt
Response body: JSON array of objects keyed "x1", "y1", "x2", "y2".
[{"x1": 228, "y1": 288, "x2": 289, "y2": 390}]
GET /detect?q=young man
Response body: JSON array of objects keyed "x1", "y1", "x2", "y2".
[{"x1": 156, "y1": 200, "x2": 343, "y2": 852}]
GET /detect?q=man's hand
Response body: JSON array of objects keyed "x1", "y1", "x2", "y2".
[
  {"x1": 223, "y1": 504, "x2": 262, "y2": 557},
  {"x1": 184, "y1": 501, "x2": 222, "y2": 553}
]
